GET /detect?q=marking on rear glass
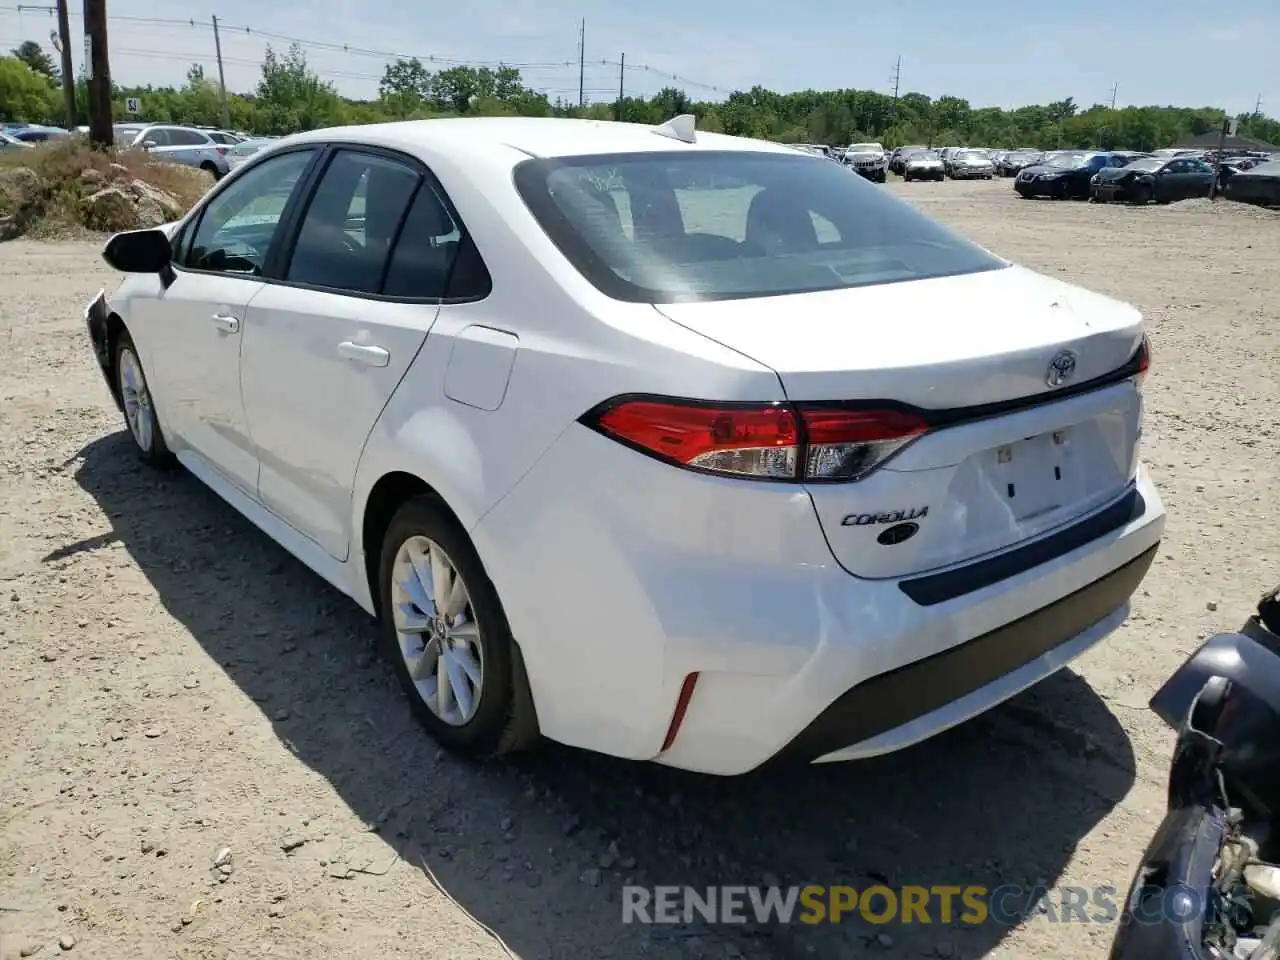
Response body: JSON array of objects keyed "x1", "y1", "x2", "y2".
[{"x1": 1007, "y1": 483, "x2": 1016, "y2": 498}]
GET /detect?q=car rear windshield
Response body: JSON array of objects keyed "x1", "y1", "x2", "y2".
[
  {"x1": 513, "y1": 150, "x2": 1006, "y2": 304},
  {"x1": 1045, "y1": 153, "x2": 1089, "y2": 168}
]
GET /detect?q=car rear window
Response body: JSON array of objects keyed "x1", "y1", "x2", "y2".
[{"x1": 513, "y1": 150, "x2": 1006, "y2": 304}]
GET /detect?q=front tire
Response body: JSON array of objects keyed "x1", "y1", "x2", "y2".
[
  {"x1": 114, "y1": 330, "x2": 174, "y2": 467},
  {"x1": 378, "y1": 496, "x2": 538, "y2": 758}
]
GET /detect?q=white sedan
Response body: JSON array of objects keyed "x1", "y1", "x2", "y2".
[{"x1": 83, "y1": 115, "x2": 1165, "y2": 775}]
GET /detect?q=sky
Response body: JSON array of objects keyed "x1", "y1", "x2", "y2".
[{"x1": 0, "y1": 0, "x2": 1274, "y2": 117}]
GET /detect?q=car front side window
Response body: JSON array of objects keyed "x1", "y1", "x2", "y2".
[{"x1": 182, "y1": 149, "x2": 317, "y2": 276}]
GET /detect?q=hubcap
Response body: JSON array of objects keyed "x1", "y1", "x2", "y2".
[
  {"x1": 118, "y1": 348, "x2": 153, "y2": 452},
  {"x1": 391, "y1": 536, "x2": 483, "y2": 726}
]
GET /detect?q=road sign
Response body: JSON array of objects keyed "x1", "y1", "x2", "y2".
[{"x1": 125, "y1": 97, "x2": 141, "y2": 115}]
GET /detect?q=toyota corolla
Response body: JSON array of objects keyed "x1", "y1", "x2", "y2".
[{"x1": 82, "y1": 115, "x2": 1164, "y2": 775}]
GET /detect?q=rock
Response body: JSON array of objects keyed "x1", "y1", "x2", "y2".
[
  {"x1": 1206, "y1": 600, "x2": 1218, "y2": 611},
  {"x1": 935, "y1": 942, "x2": 956, "y2": 958},
  {"x1": 580, "y1": 867, "x2": 602, "y2": 887},
  {"x1": 109, "y1": 163, "x2": 129, "y2": 176},
  {"x1": 279, "y1": 835, "x2": 306, "y2": 853},
  {"x1": 140, "y1": 839, "x2": 155, "y2": 854},
  {"x1": 143, "y1": 726, "x2": 164, "y2": 739},
  {"x1": 0, "y1": 167, "x2": 44, "y2": 210},
  {"x1": 212, "y1": 846, "x2": 232, "y2": 867},
  {"x1": 79, "y1": 168, "x2": 106, "y2": 187},
  {"x1": 499, "y1": 816, "x2": 513, "y2": 832},
  {"x1": 80, "y1": 186, "x2": 139, "y2": 232},
  {"x1": 875, "y1": 933, "x2": 893, "y2": 948},
  {"x1": 599, "y1": 840, "x2": 620, "y2": 870},
  {"x1": 19, "y1": 943, "x2": 43, "y2": 957},
  {"x1": 58, "y1": 934, "x2": 76, "y2": 951},
  {"x1": 562, "y1": 814, "x2": 582, "y2": 836}
]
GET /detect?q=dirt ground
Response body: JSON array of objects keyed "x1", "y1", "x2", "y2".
[{"x1": 1, "y1": 178, "x2": 1277, "y2": 960}]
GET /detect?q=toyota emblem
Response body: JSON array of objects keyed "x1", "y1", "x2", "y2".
[{"x1": 1046, "y1": 350, "x2": 1077, "y2": 388}]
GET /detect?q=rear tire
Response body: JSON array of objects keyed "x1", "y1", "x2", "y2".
[
  {"x1": 113, "y1": 330, "x2": 174, "y2": 468},
  {"x1": 1134, "y1": 183, "x2": 1153, "y2": 204},
  {"x1": 377, "y1": 496, "x2": 539, "y2": 758}
]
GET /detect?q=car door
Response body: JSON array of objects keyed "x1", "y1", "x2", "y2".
[
  {"x1": 128, "y1": 147, "x2": 320, "y2": 493},
  {"x1": 240, "y1": 147, "x2": 472, "y2": 560}
]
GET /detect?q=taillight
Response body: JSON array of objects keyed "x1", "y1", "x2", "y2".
[
  {"x1": 585, "y1": 398, "x2": 926, "y2": 483},
  {"x1": 215, "y1": 146, "x2": 228, "y2": 156},
  {"x1": 1135, "y1": 334, "x2": 1151, "y2": 385}
]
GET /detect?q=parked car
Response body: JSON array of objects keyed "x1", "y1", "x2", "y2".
[
  {"x1": 1090, "y1": 155, "x2": 1215, "y2": 203},
  {"x1": 1015, "y1": 151, "x2": 1130, "y2": 199},
  {"x1": 83, "y1": 115, "x2": 1164, "y2": 775},
  {"x1": 1109, "y1": 584, "x2": 1280, "y2": 960},
  {"x1": 225, "y1": 137, "x2": 276, "y2": 172},
  {"x1": 115, "y1": 124, "x2": 232, "y2": 179},
  {"x1": 948, "y1": 149, "x2": 995, "y2": 180},
  {"x1": 196, "y1": 127, "x2": 244, "y2": 146},
  {"x1": 889, "y1": 145, "x2": 928, "y2": 175},
  {"x1": 11, "y1": 125, "x2": 70, "y2": 143},
  {"x1": 843, "y1": 141, "x2": 888, "y2": 182},
  {"x1": 996, "y1": 150, "x2": 1044, "y2": 176},
  {"x1": 0, "y1": 131, "x2": 34, "y2": 152},
  {"x1": 901, "y1": 149, "x2": 945, "y2": 181},
  {"x1": 1225, "y1": 159, "x2": 1280, "y2": 207}
]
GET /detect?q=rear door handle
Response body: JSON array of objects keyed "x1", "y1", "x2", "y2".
[
  {"x1": 211, "y1": 313, "x2": 240, "y2": 333},
  {"x1": 337, "y1": 341, "x2": 390, "y2": 367}
]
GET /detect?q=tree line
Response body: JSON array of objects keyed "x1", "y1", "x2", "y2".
[{"x1": 2, "y1": 38, "x2": 1277, "y2": 153}]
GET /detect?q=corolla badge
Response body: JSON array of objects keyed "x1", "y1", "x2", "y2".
[{"x1": 1046, "y1": 350, "x2": 1078, "y2": 388}]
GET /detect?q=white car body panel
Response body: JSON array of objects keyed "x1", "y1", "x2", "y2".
[{"x1": 89, "y1": 117, "x2": 1166, "y2": 775}]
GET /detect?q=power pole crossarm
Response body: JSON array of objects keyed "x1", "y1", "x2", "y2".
[{"x1": 212, "y1": 15, "x2": 231, "y2": 129}]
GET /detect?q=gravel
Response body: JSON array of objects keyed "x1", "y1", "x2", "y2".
[{"x1": 0, "y1": 180, "x2": 1276, "y2": 959}]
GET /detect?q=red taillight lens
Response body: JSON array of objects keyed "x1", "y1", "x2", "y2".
[
  {"x1": 586, "y1": 398, "x2": 926, "y2": 482},
  {"x1": 594, "y1": 400, "x2": 799, "y2": 479},
  {"x1": 1136, "y1": 334, "x2": 1151, "y2": 382},
  {"x1": 215, "y1": 146, "x2": 228, "y2": 156}
]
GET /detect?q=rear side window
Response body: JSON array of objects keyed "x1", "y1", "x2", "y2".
[
  {"x1": 514, "y1": 150, "x2": 1005, "y2": 304},
  {"x1": 285, "y1": 150, "x2": 421, "y2": 295},
  {"x1": 166, "y1": 128, "x2": 210, "y2": 146},
  {"x1": 380, "y1": 185, "x2": 462, "y2": 299}
]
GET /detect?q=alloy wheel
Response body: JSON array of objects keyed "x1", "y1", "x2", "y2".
[
  {"x1": 391, "y1": 535, "x2": 485, "y2": 726},
  {"x1": 118, "y1": 347, "x2": 154, "y2": 453}
]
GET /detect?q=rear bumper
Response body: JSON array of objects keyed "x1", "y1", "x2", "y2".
[{"x1": 477, "y1": 419, "x2": 1166, "y2": 774}]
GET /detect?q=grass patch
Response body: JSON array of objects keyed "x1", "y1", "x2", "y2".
[{"x1": 0, "y1": 139, "x2": 211, "y2": 239}]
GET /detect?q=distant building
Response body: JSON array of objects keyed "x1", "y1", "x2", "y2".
[{"x1": 1172, "y1": 131, "x2": 1278, "y2": 152}]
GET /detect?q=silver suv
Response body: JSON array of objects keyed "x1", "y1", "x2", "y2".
[{"x1": 114, "y1": 124, "x2": 231, "y2": 179}]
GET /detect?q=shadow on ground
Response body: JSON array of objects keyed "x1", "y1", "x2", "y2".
[{"x1": 66, "y1": 431, "x2": 1137, "y2": 960}]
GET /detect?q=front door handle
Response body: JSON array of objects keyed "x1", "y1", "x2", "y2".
[
  {"x1": 337, "y1": 341, "x2": 390, "y2": 367},
  {"x1": 210, "y1": 313, "x2": 240, "y2": 334}
]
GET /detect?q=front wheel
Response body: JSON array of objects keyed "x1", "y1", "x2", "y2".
[
  {"x1": 114, "y1": 330, "x2": 174, "y2": 467},
  {"x1": 378, "y1": 497, "x2": 538, "y2": 758},
  {"x1": 1134, "y1": 183, "x2": 1153, "y2": 204}
]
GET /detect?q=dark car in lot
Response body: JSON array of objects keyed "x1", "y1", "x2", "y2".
[
  {"x1": 1090, "y1": 155, "x2": 1216, "y2": 203},
  {"x1": 1015, "y1": 151, "x2": 1131, "y2": 199},
  {"x1": 996, "y1": 149, "x2": 1043, "y2": 176},
  {"x1": 1225, "y1": 159, "x2": 1280, "y2": 207}
]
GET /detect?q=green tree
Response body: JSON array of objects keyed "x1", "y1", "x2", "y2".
[
  {"x1": 256, "y1": 43, "x2": 340, "y2": 133},
  {"x1": 0, "y1": 56, "x2": 57, "y2": 122},
  {"x1": 11, "y1": 40, "x2": 58, "y2": 84},
  {"x1": 379, "y1": 57, "x2": 432, "y2": 118}
]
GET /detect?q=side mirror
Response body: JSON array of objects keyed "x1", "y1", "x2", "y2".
[
  {"x1": 102, "y1": 228, "x2": 173, "y2": 279},
  {"x1": 141, "y1": 139, "x2": 157, "y2": 150}
]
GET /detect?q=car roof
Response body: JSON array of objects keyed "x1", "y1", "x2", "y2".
[{"x1": 283, "y1": 117, "x2": 798, "y2": 161}]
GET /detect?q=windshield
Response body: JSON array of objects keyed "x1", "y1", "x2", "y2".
[
  {"x1": 513, "y1": 150, "x2": 1006, "y2": 304},
  {"x1": 1124, "y1": 158, "x2": 1164, "y2": 173},
  {"x1": 907, "y1": 150, "x2": 940, "y2": 161},
  {"x1": 847, "y1": 143, "x2": 883, "y2": 153},
  {"x1": 1045, "y1": 153, "x2": 1088, "y2": 168},
  {"x1": 114, "y1": 127, "x2": 144, "y2": 147},
  {"x1": 955, "y1": 150, "x2": 988, "y2": 162}
]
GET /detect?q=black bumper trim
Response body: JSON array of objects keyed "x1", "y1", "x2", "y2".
[
  {"x1": 900, "y1": 488, "x2": 1145, "y2": 607},
  {"x1": 775, "y1": 544, "x2": 1158, "y2": 763}
]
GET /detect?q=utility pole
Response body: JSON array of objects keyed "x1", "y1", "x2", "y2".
[
  {"x1": 211, "y1": 15, "x2": 231, "y2": 129},
  {"x1": 1209, "y1": 111, "x2": 1230, "y2": 201},
  {"x1": 616, "y1": 53, "x2": 624, "y2": 122},
  {"x1": 890, "y1": 55, "x2": 901, "y2": 99},
  {"x1": 1109, "y1": 83, "x2": 1118, "y2": 110},
  {"x1": 83, "y1": 0, "x2": 112, "y2": 149},
  {"x1": 53, "y1": 0, "x2": 77, "y2": 128},
  {"x1": 577, "y1": 19, "x2": 585, "y2": 110},
  {"x1": 1254, "y1": 94, "x2": 1263, "y2": 117}
]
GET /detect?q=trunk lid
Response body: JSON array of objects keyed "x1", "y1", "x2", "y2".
[{"x1": 655, "y1": 265, "x2": 1146, "y2": 580}]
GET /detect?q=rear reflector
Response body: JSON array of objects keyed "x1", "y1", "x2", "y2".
[
  {"x1": 587, "y1": 398, "x2": 926, "y2": 482},
  {"x1": 1136, "y1": 335, "x2": 1151, "y2": 382},
  {"x1": 661, "y1": 673, "x2": 700, "y2": 752}
]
